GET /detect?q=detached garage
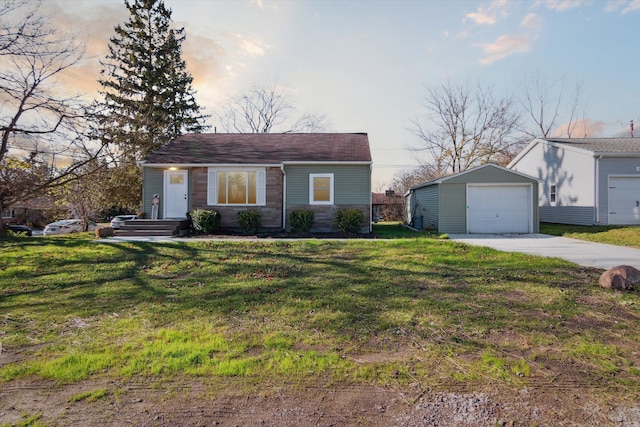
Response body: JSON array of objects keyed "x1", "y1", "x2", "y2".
[{"x1": 405, "y1": 163, "x2": 539, "y2": 234}]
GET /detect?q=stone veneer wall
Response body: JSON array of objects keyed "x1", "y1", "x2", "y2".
[
  {"x1": 190, "y1": 167, "x2": 283, "y2": 230},
  {"x1": 286, "y1": 204, "x2": 370, "y2": 233}
]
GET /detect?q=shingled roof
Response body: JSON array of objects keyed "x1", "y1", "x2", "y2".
[
  {"x1": 141, "y1": 133, "x2": 372, "y2": 165},
  {"x1": 546, "y1": 137, "x2": 640, "y2": 154}
]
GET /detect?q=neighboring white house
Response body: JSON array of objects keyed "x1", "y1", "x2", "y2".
[{"x1": 508, "y1": 138, "x2": 640, "y2": 226}]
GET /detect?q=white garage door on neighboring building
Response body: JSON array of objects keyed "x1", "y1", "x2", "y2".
[
  {"x1": 608, "y1": 176, "x2": 640, "y2": 225},
  {"x1": 467, "y1": 185, "x2": 532, "y2": 233}
]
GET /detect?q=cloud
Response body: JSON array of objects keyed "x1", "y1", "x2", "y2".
[
  {"x1": 605, "y1": 0, "x2": 627, "y2": 12},
  {"x1": 465, "y1": 0, "x2": 510, "y2": 25},
  {"x1": 605, "y1": 0, "x2": 640, "y2": 13},
  {"x1": 182, "y1": 32, "x2": 227, "y2": 89},
  {"x1": 478, "y1": 34, "x2": 534, "y2": 65},
  {"x1": 521, "y1": 13, "x2": 543, "y2": 29},
  {"x1": 622, "y1": 0, "x2": 640, "y2": 13},
  {"x1": 537, "y1": 0, "x2": 587, "y2": 11},
  {"x1": 38, "y1": 1, "x2": 129, "y2": 98},
  {"x1": 235, "y1": 35, "x2": 268, "y2": 56},
  {"x1": 543, "y1": 0, "x2": 639, "y2": 13},
  {"x1": 551, "y1": 119, "x2": 608, "y2": 137}
]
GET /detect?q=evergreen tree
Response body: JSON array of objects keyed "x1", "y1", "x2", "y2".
[{"x1": 98, "y1": 0, "x2": 208, "y2": 160}]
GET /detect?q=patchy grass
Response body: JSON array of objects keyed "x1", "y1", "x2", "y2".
[
  {"x1": 1, "y1": 230, "x2": 639, "y2": 402},
  {"x1": 68, "y1": 388, "x2": 109, "y2": 403},
  {"x1": 0, "y1": 412, "x2": 45, "y2": 427},
  {"x1": 541, "y1": 223, "x2": 640, "y2": 249},
  {"x1": 372, "y1": 222, "x2": 447, "y2": 239}
]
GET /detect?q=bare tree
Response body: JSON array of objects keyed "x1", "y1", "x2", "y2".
[
  {"x1": 216, "y1": 83, "x2": 328, "y2": 133},
  {"x1": 290, "y1": 112, "x2": 328, "y2": 133},
  {"x1": 0, "y1": 1, "x2": 105, "y2": 234},
  {"x1": 410, "y1": 81, "x2": 522, "y2": 176},
  {"x1": 390, "y1": 164, "x2": 441, "y2": 196},
  {"x1": 517, "y1": 72, "x2": 586, "y2": 138}
]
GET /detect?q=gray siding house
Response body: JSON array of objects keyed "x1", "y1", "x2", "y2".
[
  {"x1": 138, "y1": 133, "x2": 372, "y2": 233},
  {"x1": 405, "y1": 163, "x2": 539, "y2": 234},
  {"x1": 508, "y1": 138, "x2": 640, "y2": 226}
]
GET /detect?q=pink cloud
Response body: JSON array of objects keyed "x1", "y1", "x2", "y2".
[
  {"x1": 478, "y1": 35, "x2": 534, "y2": 65},
  {"x1": 622, "y1": 0, "x2": 640, "y2": 13},
  {"x1": 465, "y1": 0, "x2": 510, "y2": 25},
  {"x1": 538, "y1": 0, "x2": 587, "y2": 11},
  {"x1": 521, "y1": 13, "x2": 543, "y2": 29},
  {"x1": 550, "y1": 119, "x2": 609, "y2": 137}
]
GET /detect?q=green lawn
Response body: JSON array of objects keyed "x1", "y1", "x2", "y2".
[
  {"x1": 1, "y1": 227, "x2": 639, "y2": 402},
  {"x1": 540, "y1": 223, "x2": 640, "y2": 249}
]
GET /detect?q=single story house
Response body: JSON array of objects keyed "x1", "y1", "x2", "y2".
[
  {"x1": 138, "y1": 133, "x2": 373, "y2": 233},
  {"x1": 405, "y1": 163, "x2": 539, "y2": 234},
  {"x1": 508, "y1": 138, "x2": 640, "y2": 225}
]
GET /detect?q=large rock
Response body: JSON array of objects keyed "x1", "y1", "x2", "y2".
[{"x1": 598, "y1": 265, "x2": 640, "y2": 291}]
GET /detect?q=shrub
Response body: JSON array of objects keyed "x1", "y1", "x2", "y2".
[
  {"x1": 190, "y1": 209, "x2": 221, "y2": 234},
  {"x1": 95, "y1": 227, "x2": 115, "y2": 238},
  {"x1": 333, "y1": 208, "x2": 364, "y2": 233},
  {"x1": 289, "y1": 209, "x2": 314, "y2": 233},
  {"x1": 237, "y1": 210, "x2": 262, "y2": 235}
]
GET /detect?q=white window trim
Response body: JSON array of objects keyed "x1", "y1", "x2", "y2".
[
  {"x1": 550, "y1": 184, "x2": 557, "y2": 206},
  {"x1": 2, "y1": 209, "x2": 15, "y2": 219},
  {"x1": 309, "y1": 173, "x2": 334, "y2": 205},
  {"x1": 207, "y1": 167, "x2": 266, "y2": 206}
]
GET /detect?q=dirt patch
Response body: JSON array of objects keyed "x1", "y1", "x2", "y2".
[{"x1": 1, "y1": 377, "x2": 639, "y2": 426}]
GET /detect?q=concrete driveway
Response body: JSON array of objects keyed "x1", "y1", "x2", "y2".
[{"x1": 448, "y1": 233, "x2": 640, "y2": 271}]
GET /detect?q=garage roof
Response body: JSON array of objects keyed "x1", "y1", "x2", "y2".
[{"x1": 409, "y1": 163, "x2": 538, "y2": 191}]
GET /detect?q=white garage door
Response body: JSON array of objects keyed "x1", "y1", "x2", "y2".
[
  {"x1": 608, "y1": 176, "x2": 640, "y2": 225},
  {"x1": 467, "y1": 185, "x2": 531, "y2": 233}
]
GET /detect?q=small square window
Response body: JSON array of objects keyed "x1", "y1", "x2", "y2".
[{"x1": 310, "y1": 174, "x2": 334, "y2": 205}]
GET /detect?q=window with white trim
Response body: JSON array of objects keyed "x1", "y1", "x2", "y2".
[
  {"x1": 550, "y1": 184, "x2": 557, "y2": 205},
  {"x1": 309, "y1": 173, "x2": 334, "y2": 205},
  {"x1": 2, "y1": 209, "x2": 15, "y2": 219},
  {"x1": 208, "y1": 168, "x2": 266, "y2": 206}
]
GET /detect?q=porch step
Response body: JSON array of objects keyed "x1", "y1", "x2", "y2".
[{"x1": 115, "y1": 219, "x2": 190, "y2": 237}]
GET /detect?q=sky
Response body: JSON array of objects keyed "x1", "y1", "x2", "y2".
[{"x1": 36, "y1": 0, "x2": 640, "y2": 190}]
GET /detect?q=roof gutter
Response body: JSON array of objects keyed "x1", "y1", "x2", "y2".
[
  {"x1": 281, "y1": 161, "x2": 372, "y2": 166},
  {"x1": 139, "y1": 163, "x2": 283, "y2": 168}
]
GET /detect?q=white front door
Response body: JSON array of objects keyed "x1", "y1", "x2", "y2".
[
  {"x1": 164, "y1": 170, "x2": 188, "y2": 218},
  {"x1": 608, "y1": 176, "x2": 640, "y2": 225}
]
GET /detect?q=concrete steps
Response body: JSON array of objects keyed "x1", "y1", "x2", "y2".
[{"x1": 115, "y1": 219, "x2": 190, "y2": 237}]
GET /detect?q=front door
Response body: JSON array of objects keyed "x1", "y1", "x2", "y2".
[{"x1": 164, "y1": 170, "x2": 188, "y2": 218}]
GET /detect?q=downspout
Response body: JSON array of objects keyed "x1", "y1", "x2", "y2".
[
  {"x1": 281, "y1": 165, "x2": 287, "y2": 231},
  {"x1": 369, "y1": 164, "x2": 373, "y2": 233},
  {"x1": 594, "y1": 155, "x2": 602, "y2": 224}
]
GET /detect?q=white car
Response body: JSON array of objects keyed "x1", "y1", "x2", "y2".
[
  {"x1": 110, "y1": 214, "x2": 138, "y2": 229},
  {"x1": 43, "y1": 219, "x2": 84, "y2": 235}
]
